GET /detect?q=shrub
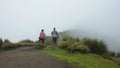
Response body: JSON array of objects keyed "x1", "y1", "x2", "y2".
[
  {"x1": 0, "y1": 38, "x2": 3, "y2": 49},
  {"x1": 83, "y1": 38, "x2": 107, "y2": 55},
  {"x1": 4, "y1": 39, "x2": 11, "y2": 43},
  {"x1": 62, "y1": 36, "x2": 70, "y2": 41},
  {"x1": 67, "y1": 43, "x2": 90, "y2": 53},
  {"x1": 102, "y1": 51, "x2": 116, "y2": 60},
  {"x1": 59, "y1": 41, "x2": 75, "y2": 49},
  {"x1": 62, "y1": 35, "x2": 75, "y2": 41},
  {"x1": 17, "y1": 43, "x2": 41, "y2": 46},
  {"x1": 1, "y1": 42, "x2": 16, "y2": 50},
  {"x1": 79, "y1": 44, "x2": 91, "y2": 53},
  {"x1": 110, "y1": 51, "x2": 116, "y2": 57},
  {"x1": 45, "y1": 37, "x2": 52, "y2": 45},
  {"x1": 19, "y1": 39, "x2": 34, "y2": 43},
  {"x1": 76, "y1": 38, "x2": 80, "y2": 42},
  {"x1": 117, "y1": 52, "x2": 120, "y2": 57}
]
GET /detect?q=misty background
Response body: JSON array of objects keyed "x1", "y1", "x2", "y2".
[{"x1": 0, "y1": 0, "x2": 120, "y2": 52}]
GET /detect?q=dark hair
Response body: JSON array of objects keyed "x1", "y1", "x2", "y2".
[
  {"x1": 54, "y1": 28, "x2": 56, "y2": 30},
  {"x1": 41, "y1": 29, "x2": 44, "y2": 32}
]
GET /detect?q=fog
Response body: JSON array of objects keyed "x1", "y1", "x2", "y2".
[{"x1": 0, "y1": 0, "x2": 120, "y2": 51}]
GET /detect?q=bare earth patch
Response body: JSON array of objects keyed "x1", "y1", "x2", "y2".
[{"x1": 0, "y1": 46, "x2": 72, "y2": 68}]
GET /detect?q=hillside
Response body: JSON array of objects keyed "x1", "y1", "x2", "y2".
[
  {"x1": 43, "y1": 34, "x2": 120, "y2": 68},
  {"x1": 0, "y1": 34, "x2": 120, "y2": 68},
  {"x1": 43, "y1": 46, "x2": 120, "y2": 68},
  {"x1": 60, "y1": 29, "x2": 120, "y2": 52}
]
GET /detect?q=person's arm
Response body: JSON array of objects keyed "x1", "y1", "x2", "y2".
[
  {"x1": 39, "y1": 33, "x2": 41, "y2": 40},
  {"x1": 56, "y1": 31, "x2": 58, "y2": 39},
  {"x1": 51, "y1": 31, "x2": 53, "y2": 35}
]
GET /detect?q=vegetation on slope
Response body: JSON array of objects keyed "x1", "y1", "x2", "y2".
[{"x1": 43, "y1": 46, "x2": 120, "y2": 68}]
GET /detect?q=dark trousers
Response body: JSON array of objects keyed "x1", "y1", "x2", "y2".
[
  {"x1": 52, "y1": 37, "x2": 57, "y2": 45},
  {"x1": 39, "y1": 38, "x2": 45, "y2": 44}
]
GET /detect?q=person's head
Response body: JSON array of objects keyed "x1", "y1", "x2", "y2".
[
  {"x1": 41, "y1": 29, "x2": 44, "y2": 32},
  {"x1": 53, "y1": 28, "x2": 56, "y2": 31}
]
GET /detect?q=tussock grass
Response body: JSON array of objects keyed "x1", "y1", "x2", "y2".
[{"x1": 43, "y1": 46, "x2": 120, "y2": 68}]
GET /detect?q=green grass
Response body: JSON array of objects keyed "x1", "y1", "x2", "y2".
[{"x1": 43, "y1": 46, "x2": 120, "y2": 68}]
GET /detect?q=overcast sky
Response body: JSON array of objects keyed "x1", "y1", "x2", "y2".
[{"x1": 0, "y1": 0, "x2": 120, "y2": 42}]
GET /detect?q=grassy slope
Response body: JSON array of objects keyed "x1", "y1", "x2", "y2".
[{"x1": 43, "y1": 46, "x2": 120, "y2": 68}]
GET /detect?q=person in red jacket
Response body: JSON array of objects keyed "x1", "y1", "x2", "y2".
[{"x1": 39, "y1": 29, "x2": 45, "y2": 44}]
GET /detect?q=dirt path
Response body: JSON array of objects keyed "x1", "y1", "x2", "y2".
[{"x1": 0, "y1": 46, "x2": 72, "y2": 68}]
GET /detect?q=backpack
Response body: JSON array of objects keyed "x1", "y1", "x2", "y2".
[
  {"x1": 40, "y1": 32, "x2": 45, "y2": 39},
  {"x1": 52, "y1": 31, "x2": 58, "y2": 38}
]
